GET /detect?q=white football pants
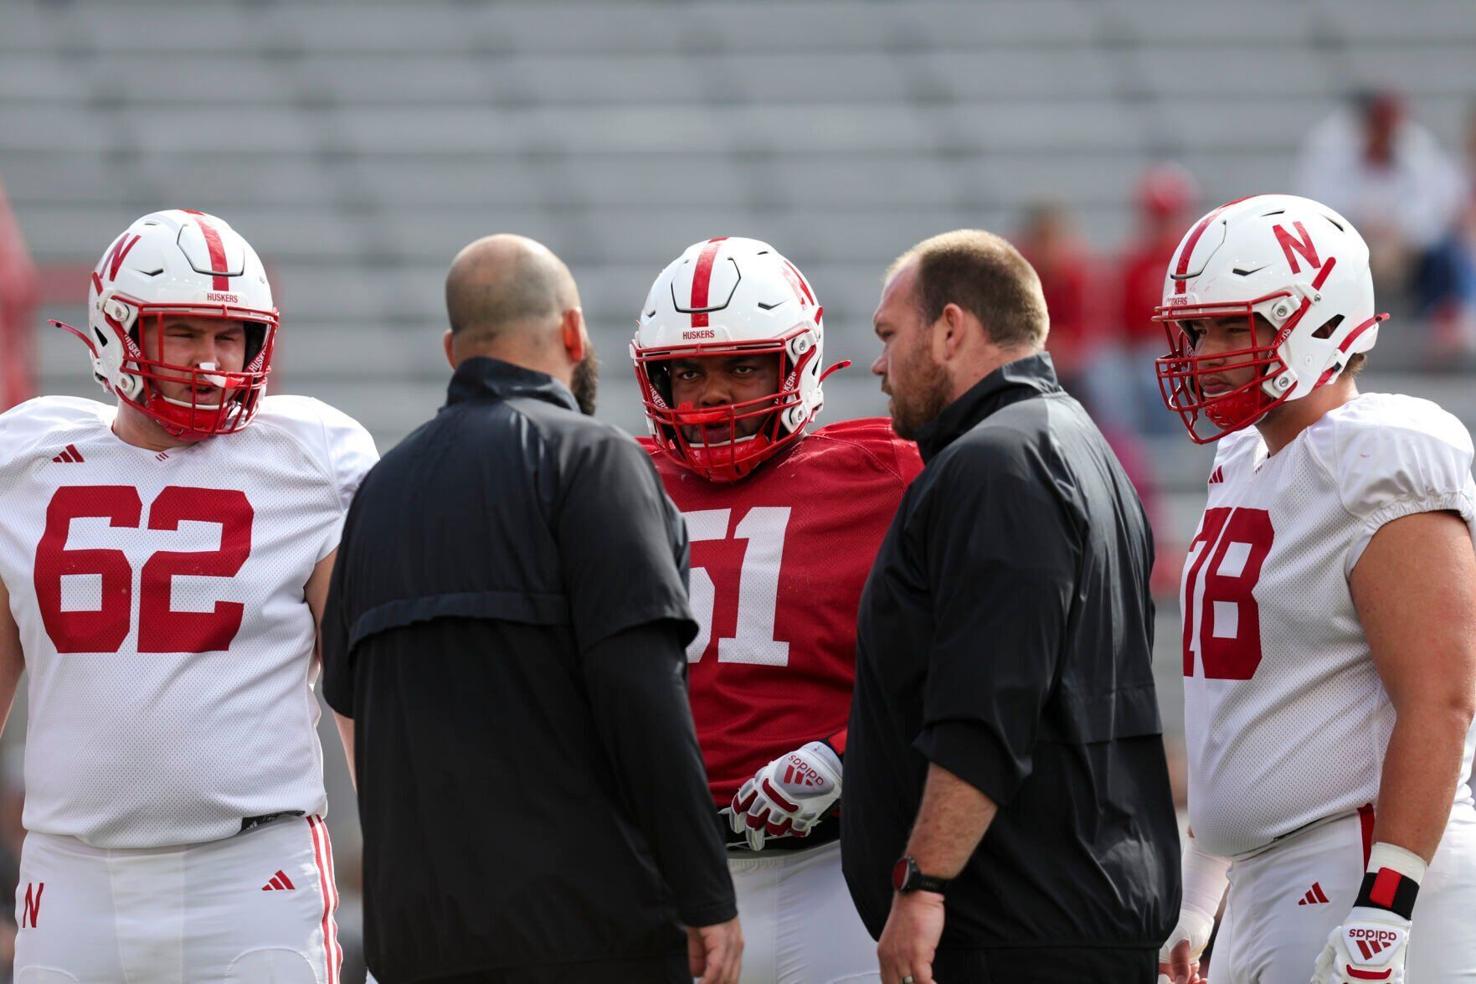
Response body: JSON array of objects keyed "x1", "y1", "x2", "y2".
[
  {"x1": 718, "y1": 839, "x2": 879, "y2": 984},
  {"x1": 14, "y1": 814, "x2": 341, "y2": 984},
  {"x1": 1212, "y1": 800, "x2": 1476, "y2": 983}
]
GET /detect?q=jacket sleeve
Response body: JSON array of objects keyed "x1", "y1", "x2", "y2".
[
  {"x1": 555, "y1": 431, "x2": 699, "y2": 653},
  {"x1": 912, "y1": 448, "x2": 1080, "y2": 807},
  {"x1": 582, "y1": 620, "x2": 738, "y2": 927}
]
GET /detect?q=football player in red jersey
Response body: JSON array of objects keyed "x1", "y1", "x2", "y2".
[{"x1": 631, "y1": 237, "x2": 923, "y2": 983}]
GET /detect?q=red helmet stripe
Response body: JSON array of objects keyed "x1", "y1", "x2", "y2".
[
  {"x1": 192, "y1": 215, "x2": 232, "y2": 291},
  {"x1": 688, "y1": 236, "x2": 729, "y2": 328},
  {"x1": 1172, "y1": 197, "x2": 1251, "y2": 294}
]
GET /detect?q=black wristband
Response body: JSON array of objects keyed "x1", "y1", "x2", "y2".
[
  {"x1": 1355, "y1": 867, "x2": 1419, "y2": 920},
  {"x1": 893, "y1": 855, "x2": 950, "y2": 895}
]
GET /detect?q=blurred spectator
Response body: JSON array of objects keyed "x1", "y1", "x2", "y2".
[
  {"x1": 1294, "y1": 90, "x2": 1465, "y2": 314},
  {"x1": 1103, "y1": 162, "x2": 1200, "y2": 437},
  {"x1": 1012, "y1": 201, "x2": 1103, "y2": 399},
  {"x1": 0, "y1": 177, "x2": 39, "y2": 411},
  {"x1": 1420, "y1": 100, "x2": 1476, "y2": 361}
]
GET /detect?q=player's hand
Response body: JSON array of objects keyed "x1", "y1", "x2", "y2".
[
  {"x1": 688, "y1": 916, "x2": 743, "y2": 984},
  {"x1": 877, "y1": 889, "x2": 945, "y2": 984},
  {"x1": 1157, "y1": 907, "x2": 1213, "y2": 984},
  {"x1": 1310, "y1": 906, "x2": 1410, "y2": 984},
  {"x1": 728, "y1": 740, "x2": 842, "y2": 850}
]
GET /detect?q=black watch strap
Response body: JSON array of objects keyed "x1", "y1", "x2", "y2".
[{"x1": 893, "y1": 855, "x2": 950, "y2": 895}]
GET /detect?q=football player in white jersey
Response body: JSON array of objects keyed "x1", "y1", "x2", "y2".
[
  {"x1": 1152, "y1": 194, "x2": 1476, "y2": 984},
  {"x1": 0, "y1": 209, "x2": 376, "y2": 983}
]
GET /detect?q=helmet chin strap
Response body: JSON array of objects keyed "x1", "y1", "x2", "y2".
[{"x1": 819, "y1": 360, "x2": 851, "y2": 383}]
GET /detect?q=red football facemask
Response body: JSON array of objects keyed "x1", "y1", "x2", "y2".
[
  {"x1": 57, "y1": 298, "x2": 277, "y2": 440},
  {"x1": 1154, "y1": 288, "x2": 1385, "y2": 444},
  {"x1": 634, "y1": 335, "x2": 823, "y2": 483},
  {"x1": 1153, "y1": 292, "x2": 1300, "y2": 444}
]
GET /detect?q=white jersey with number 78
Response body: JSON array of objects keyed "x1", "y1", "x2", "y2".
[{"x1": 1181, "y1": 391, "x2": 1476, "y2": 858}]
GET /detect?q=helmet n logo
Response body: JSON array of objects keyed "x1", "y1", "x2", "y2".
[{"x1": 1273, "y1": 222, "x2": 1322, "y2": 275}]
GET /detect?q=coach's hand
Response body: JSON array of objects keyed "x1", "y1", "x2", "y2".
[
  {"x1": 877, "y1": 889, "x2": 945, "y2": 984},
  {"x1": 688, "y1": 916, "x2": 743, "y2": 984},
  {"x1": 729, "y1": 740, "x2": 842, "y2": 850}
]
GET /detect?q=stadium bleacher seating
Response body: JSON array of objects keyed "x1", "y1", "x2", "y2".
[{"x1": 5, "y1": 0, "x2": 1475, "y2": 744}]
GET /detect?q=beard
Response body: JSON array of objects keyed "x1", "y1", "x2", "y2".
[
  {"x1": 887, "y1": 349, "x2": 951, "y2": 440},
  {"x1": 571, "y1": 344, "x2": 600, "y2": 416}
]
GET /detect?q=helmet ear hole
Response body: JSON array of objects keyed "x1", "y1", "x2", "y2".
[{"x1": 1310, "y1": 314, "x2": 1344, "y2": 340}]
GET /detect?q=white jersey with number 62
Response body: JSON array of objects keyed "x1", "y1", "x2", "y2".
[
  {"x1": 1182, "y1": 392, "x2": 1476, "y2": 858},
  {"x1": 0, "y1": 395, "x2": 376, "y2": 849}
]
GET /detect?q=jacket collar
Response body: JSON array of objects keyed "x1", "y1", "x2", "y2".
[
  {"x1": 914, "y1": 352, "x2": 1060, "y2": 462},
  {"x1": 445, "y1": 356, "x2": 579, "y2": 413}
]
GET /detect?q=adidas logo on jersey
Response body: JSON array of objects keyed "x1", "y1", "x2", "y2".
[
  {"x1": 261, "y1": 869, "x2": 297, "y2": 891},
  {"x1": 51, "y1": 444, "x2": 85, "y2": 464},
  {"x1": 1208, "y1": 465, "x2": 1225, "y2": 485},
  {"x1": 1297, "y1": 881, "x2": 1330, "y2": 905}
]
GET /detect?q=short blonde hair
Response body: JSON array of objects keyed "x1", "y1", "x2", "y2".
[{"x1": 889, "y1": 229, "x2": 1049, "y2": 351}]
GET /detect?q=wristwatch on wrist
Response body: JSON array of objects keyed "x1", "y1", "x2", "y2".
[{"x1": 892, "y1": 855, "x2": 950, "y2": 895}]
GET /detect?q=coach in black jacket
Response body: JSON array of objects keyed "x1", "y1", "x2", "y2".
[
  {"x1": 844, "y1": 230, "x2": 1180, "y2": 983},
  {"x1": 323, "y1": 235, "x2": 740, "y2": 984}
]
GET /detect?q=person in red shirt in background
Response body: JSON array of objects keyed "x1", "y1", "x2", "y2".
[
  {"x1": 631, "y1": 236, "x2": 923, "y2": 984},
  {"x1": 0, "y1": 176, "x2": 39, "y2": 410},
  {"x1": 1013, "y1": 201, "x2": 1103, "y2": 399},
  {"x1": 1112, "y1": 163, "x2": 1201, "y2": 437}
]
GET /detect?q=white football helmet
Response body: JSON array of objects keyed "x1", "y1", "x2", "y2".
[
  {"x1": 631, "y1": 237, "x2": 841, "y2": 481},
  {"x1": 1153, "y1": 194, "x2": 1385, "y2": 443},
  {"x1": 53, "y1": 209, "x2": 278, "y2": 438}
]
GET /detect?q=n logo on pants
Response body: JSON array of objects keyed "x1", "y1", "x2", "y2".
[{"x1": 21, "y1": 882, "x2": 44, "y2": 928}]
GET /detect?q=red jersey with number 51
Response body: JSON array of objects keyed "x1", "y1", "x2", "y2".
[
  {"x1": 643, "y1": 418, "x2": 922, "y2": 805},
  {"x1": 0, "y1": 395, "x2": 376, "y2": 849},
  {"x1": 1181, "y1": 393, "x2": 1476, "y2": 858}
]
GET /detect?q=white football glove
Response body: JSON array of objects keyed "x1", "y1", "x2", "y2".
[
  {"x1": 1311, "y1": 906, "x2": 1410, "y2": 984},
  {"x1": 1158, "y1": 834, "x2": 1229, "y2": 984},
  {"x1": 727, "y1": 741, "x2": 842, "y2": 851}
]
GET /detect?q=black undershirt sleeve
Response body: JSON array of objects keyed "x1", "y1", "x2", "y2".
[
  {"x1": 582, "y1": 620, "x2": 737, "y2": 928},
  {"x1": 320, "y1": 504, "x2": 357, "y2": 718}
]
